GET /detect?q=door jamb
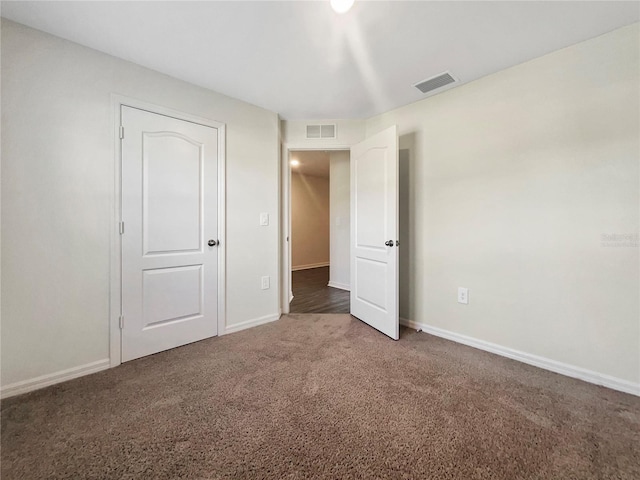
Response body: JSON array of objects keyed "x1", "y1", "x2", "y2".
[
  {"x1": 110, "y1": 94, "x2": 227, "y2": 367},
  {"x1": 280, "y1": 143, "x2": 352, "y2": 314}
]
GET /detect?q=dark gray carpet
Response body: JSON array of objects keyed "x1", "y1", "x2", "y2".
[{"x1": 2, "y1": 314, "x2": 639, "y2": 479}]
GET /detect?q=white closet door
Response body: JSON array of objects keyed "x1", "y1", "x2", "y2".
[{"x1": 121, "y1": 106, "x2": 218, "y2": 362}]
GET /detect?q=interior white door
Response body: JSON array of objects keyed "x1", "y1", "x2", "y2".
[
  {"x1": 350, "y1": 125, "x2": 399, "y2": 340},
  {"x1": 121, "y1": 106, "x2": 218, "y2": 362}
]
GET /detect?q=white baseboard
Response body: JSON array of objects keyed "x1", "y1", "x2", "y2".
[
  {"x1": 225, "y1": 312, "x2": 281, "y2": 335},
  {"x1": 0, "y1": 312, "x2": 283, "y2": 398},
  {"x1": 327, "y1": 281, "x2": 350, "y2": 291},
  {"x1": 292, "y1": 262, "x2": 329, "y2": 271},
  {"x1": 0, "y1": 358, "x2": 111, "y2": 399},
  {"x1": 400, "y1": 318, "x2": 640, "y2": 397}
]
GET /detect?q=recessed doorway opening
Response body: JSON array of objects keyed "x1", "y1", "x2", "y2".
[
  {"x1": 280, "y1": 125, "x2": 400, "y2": 339},
  {"x1": 288, "y1": 150, "x2": 350, "y2": 313}
]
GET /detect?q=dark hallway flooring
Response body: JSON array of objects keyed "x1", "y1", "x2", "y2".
[{"x1": 290, "y1": 266, "x2": 350, "y2": 313}]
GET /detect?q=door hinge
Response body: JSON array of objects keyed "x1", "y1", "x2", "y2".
[
  {"x1": 119, "y1": 125, "x2": 124, "y2": 139},
  {"x1": 119, "y1": 221, "x2": 125, "y2": 235},
  {"x1": 119, "y1": 315, "x2": 124, "y2": 329}
]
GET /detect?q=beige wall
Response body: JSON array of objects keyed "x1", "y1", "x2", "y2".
[
  {"x1": 329, "y1": 152, "x2": 350, "y2": 289},
  {"x1": 291, "y1": 173, "x2": 330, "y2": 270},
  {"x1": 367, "y1": 23, "x2": 640, "y2": 385},
  {"x1": 1, "y1": 20, "x2": 280, "y2": 389}
]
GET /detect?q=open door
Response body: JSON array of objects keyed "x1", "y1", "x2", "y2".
[{"x1": 350, "y1": 125, "x2": 399, "y2": 340}]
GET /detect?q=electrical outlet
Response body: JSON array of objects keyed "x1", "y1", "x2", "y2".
[
  {"x1": 261, "y1": 276, "x2": 270, "y2": 290},
  {"x1": 260, "y1": 213, "x2": 269, "y2": 226},
  {"x1": 458, "y1": 287, "x2": 469, "y2": 304}
]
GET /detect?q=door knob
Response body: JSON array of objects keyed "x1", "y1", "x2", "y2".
[
  {"x1": 385, "y1": 240, "x2": 394, "y2": 247},
  {"x1": 208, "y1": 239, "x2": 218, "y2": 247}
]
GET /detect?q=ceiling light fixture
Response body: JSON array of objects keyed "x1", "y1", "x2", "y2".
[
  {"x1": 290, "y1": 160, "x2": 300, "y2": 167},
  {"x1": 330, "y1": 0, "x2": 354, "y2": 14}
]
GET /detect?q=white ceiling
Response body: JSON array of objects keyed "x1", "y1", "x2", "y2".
[
  {"x1": 2, "y1": 1, "x2": 638, "y2": 119},
  {"x1": 290, "y1": 151, "x2": 334, "y2": 178}
]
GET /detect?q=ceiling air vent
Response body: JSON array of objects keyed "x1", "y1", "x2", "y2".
[
  {"x1": 414, "y1": 72, "x2": 457, "y2": 94},
  {"x1": 306, "y1": 124, "x2": 336, "y2": 139}
]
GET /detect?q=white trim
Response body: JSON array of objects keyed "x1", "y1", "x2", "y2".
[
  {"x1": 225, "y1": 313, "x2": 281, "y2": 335},
  {"x1": 286, "y1": 144, "x2": 354, "y2": 151},
  {"x1": 216, "y1": 122, "x2": 227, "y2": 336},
  {"x1": 292, "y1": 262, "x2": 330, "y2": 271},
  {"x1": 280, "y1": 144, "x2": 354, "y2": 316},
  {"x1": 0, "y1": 359, "x2": 110, "y2": 399},
  {"x1": 400, "y1": 318, "x2": 640, "y2": 397},
  {"x1": 327, "y1": 281, "x2": 350, "y2": 291},
  {"x1": 110, "y1": 95, "x2": 123, "y2": 368},
  {"x1": 110, "y1": 94, "x2": 227, "y2": 362},
  {"x1": 277, "y1": 119, "x2": 285, "y2": 317},
  {"x1": 280, "y1": 141, "x2": 292, "y2": 315}
]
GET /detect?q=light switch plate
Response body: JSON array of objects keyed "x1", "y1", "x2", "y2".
[
  {"x1": 458, "y1": 287, "x2": 469, "y2": 304},
  {"x1": 261, "y1": 276, "x2": 270, "y2": 290},
  {"x1": 260, "y1": 213, "x2": 269, "y2": 226}
]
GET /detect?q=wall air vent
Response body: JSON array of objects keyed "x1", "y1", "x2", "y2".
[
  {"x1": 414, "y1": 72, "x2": 457, "y2": 94},
  {"x1": 306, "y1": 124, "x2": 336, "y2": 139}
]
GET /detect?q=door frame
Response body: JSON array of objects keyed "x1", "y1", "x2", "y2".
[
  {"x1": 110, "y1": 95, "x2": 226, "y2": 367},
  {"x1": 280, "y1": 143, "x2": 352, "y2": 314}
]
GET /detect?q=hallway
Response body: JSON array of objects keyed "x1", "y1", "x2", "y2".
[{"x1": 290, "y1": 267, "x2": 350, "y2": 314}]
